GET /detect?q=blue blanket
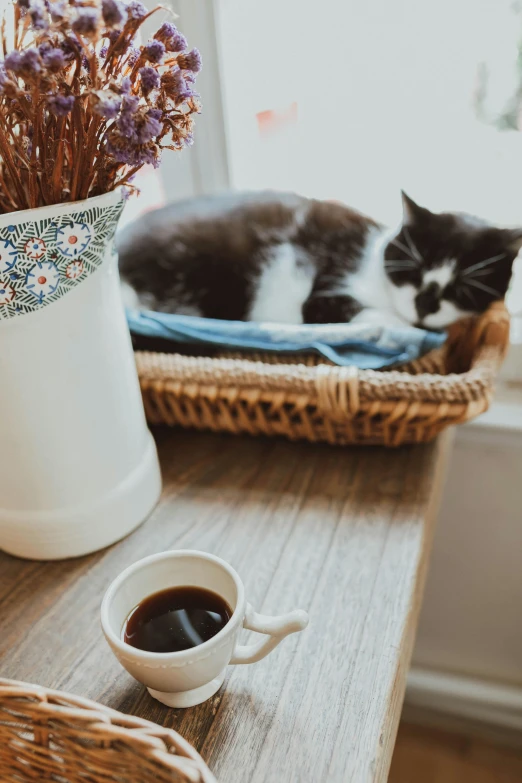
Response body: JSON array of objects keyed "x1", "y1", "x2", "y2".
[{"x1": 126, "y1": 310, "x2": 446, "y2": 370}]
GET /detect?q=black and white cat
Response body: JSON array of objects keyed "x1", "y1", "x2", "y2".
[{"x1": 118, "y1": 190, "x2": 521, "y2": 329}]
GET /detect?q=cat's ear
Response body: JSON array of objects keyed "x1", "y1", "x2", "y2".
[
  {"x1": 401, "y1": 191, "x2": 432, "y2": 226},
  {"x1": 503, "y1": 228, "x2": 522, "y2": 255}
]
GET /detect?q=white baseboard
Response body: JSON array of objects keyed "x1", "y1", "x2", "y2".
[{"x1": 406, "y1": 668, "x2": 522, "y2": 732}]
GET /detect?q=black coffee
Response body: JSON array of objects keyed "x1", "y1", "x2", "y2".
[{"x1": 124, "y1": 586, "x2": 232, "y2": 653}]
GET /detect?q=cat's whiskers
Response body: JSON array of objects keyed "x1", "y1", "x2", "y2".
[
  {"x1": 465, "y1": 277, "x2": 503, "y2": 298},
  {"x1": 390, "y1": 239, "x2": 422, "y2": 267},
  {"x1": 389, "y1": 237, "x2": 420, "y2": 262},
  {"x1": 402, "y1": 226, "x2": 424, "y2": 263},
  {"x1": 385, "y1": 258, "x2": 417, "y2": 268},
  {"x1": 458, "y1": 285, "x2": 479, "y2": 309},
  {"x1": 385, "y1": 263, "x2": 417, "y2": 274},
  {"x1": 465, "y1": 267, "x2": 496, "y2": 278},
  {"x1": 462, "y1": 253, "x2": 505, "y2": 277}
]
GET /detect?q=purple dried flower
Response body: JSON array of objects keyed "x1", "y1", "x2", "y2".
[
  {"x1": 143, "y1": 40, "x2": 165, "y2": 64},
  {"x1": 41, "y1": 46, "x2": 66, "y2": 72},
  {"x1": 121, "y1": 93, "x2": 139, "y2": 113},
  {"x1": 108, "y1": 28, "x2": 122, "y2": 43},
  {"x1": 136, "y1": 108, "x2": 162, "y2": 143},
  {"x1": 72, "y1": 7, "x2": 100, "y2": 36},
  {"x1": 91, "y1": 88, "x2": 122, "y2": 118},
  {"x1": 4, "y1": 52, "x2": 23, "y2": 73},
  {"x1": 139, "y1": 65, "x2": 159, "y2": 96},
  {"x1": 81, "y1": 54, "x2": 89, "y2": 70},
  {"x1": 106, "y1": 133, "x2": 160, "y2": 168},
  {"x1": 120, "y1": 75, "x2": 132, "y2": 93},
  {"x1": 50, "y1": 0, "x2": 66, "y2": 21},
  {"x1": 102, "y1": 0, "x2": 124, "y2": 27},
  {"x1": 154, "y1": 22, "x2": 176, "y2": 42},
  {"x1": 127, "y1": 46, "x2": 140, "y2": 65},
  {"x1": 29, "y1": 0, "x2": 49, "y2": 30},
  {"x1": 139, "y1": 145, "x2": 160, "y2": 167},
  {"x1": 47, "y1": 93, "x2": 75, "y2": 116},
  {"x1": 177, "y1": 48, "x2": 202, "y2": 73},
  {"x1": 116, "y1": 93, "x2": 140, "y2": 138},
  {"x1": 5, "y1": 48, "x2": 42, "y2": 78},
  {"x1": 167, "y1": 32, "x2": 188, "y2": 53},
  {"x1": 123, "y1": 93, "x2": 140, "y2": 112},
  {"x1": 60, "y1": 37, "x2": 81, "y2": 62},
  {"x1": 126, "y1": 0, "x2": 146, "y2": 20},
  {"x1": 153, "y1": 22, "x2": 188, "y2": 53},
  {"x1": 161, "y1": 67, "x2": 194, "y2": 103},
  {"x1": 99, "y1": 45, "x2": 108, "y2": 58}
]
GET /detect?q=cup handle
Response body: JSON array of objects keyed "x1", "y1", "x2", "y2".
[{"x1": 230, "y1": 603, "x2": 309, "y2": 665}]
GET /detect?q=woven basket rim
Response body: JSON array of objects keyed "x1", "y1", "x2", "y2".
[
  {"x1": 0, "y1": 678, "x2": 216, "y2": 783},
  {"x1": 135, "y1": 344, "x2": 497, "y2": 402}
]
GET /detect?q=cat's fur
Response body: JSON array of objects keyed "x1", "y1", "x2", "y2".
[{"x1": 118, "y1": 190, "x2": 522, "y2": 329}]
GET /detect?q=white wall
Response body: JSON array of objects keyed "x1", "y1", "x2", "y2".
[
  {"x1": 413, "y1": 414, "x2": 522, "y2": 686},
  {"x1": 216, "y1": 0, "x2": 522, "y2": 226}
]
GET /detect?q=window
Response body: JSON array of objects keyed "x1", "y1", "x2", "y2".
[{"x1": 168, "y1": 0, "x2": 522, "y2": 382}]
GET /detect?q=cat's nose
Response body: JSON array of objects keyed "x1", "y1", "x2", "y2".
[{"x1": 415, "y1": 282, "x2": 440, "y2": 319}]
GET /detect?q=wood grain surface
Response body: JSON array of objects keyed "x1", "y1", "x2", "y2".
[{"x1": 0, "y1": 428, "x2": 451, "y2": 782}]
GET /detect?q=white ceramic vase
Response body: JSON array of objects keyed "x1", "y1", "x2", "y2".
[{"x1": 0, "y1": 189, "x2": 161, "y2": 560}]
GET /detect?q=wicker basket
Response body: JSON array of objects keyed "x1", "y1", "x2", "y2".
[
  {"x1": 136, "y1": 302, "x2": 510, "y2": 447},
  {"x1": 0, "y1": 679, "x2": 215, "y2": 783}
]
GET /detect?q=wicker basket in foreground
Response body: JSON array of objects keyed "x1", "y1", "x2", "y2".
[
  {"x1": 0, "y1": 679, "x2": 215, "y2": 783},
  {"x1": 136, "y1": 303, "x2": 510, "y2": 447}
]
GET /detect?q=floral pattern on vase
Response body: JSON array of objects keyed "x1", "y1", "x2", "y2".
[
  {"x1": 0, "y1": 282, "x2": 16, "y2": 305},
  {"x1": 26, "y1": 261, "x2": 61, "y2": 303},
  {"x1": 56, "y1": 222, "x2": 93, "y2": 258},
  {"x1": 24, "y1": 237, "x2": 47, "y2": 260},
  {"x1": 65, "y1": 259, "x2": 84, "y2": 280},
  {"x1": 0, "y1": 196, "x2": 124, "y2": 321},
  {"x1": 0, "y1": 239, "x2": 18, "y2": 273}
]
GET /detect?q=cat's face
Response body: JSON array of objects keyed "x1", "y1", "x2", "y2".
[{"x1": 384, "y1": 193, "x2": 522, "y2": 329}]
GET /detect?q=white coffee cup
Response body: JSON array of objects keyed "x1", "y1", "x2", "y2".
[{"x1": 101, "y1": 550, "x2": 309, "y2": 708}]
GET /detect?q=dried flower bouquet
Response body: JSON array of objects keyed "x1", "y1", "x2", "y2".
[{"x1": 0, "y1": 0, "x2": 201, "y2": 212}]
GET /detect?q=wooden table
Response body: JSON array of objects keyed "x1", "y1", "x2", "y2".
[{"x1": 0, "y1": 428, "x2": 451, "y2": 782}]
